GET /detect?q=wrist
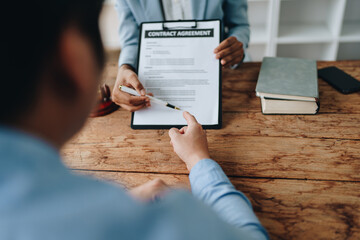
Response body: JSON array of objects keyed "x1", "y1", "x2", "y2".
[
  {"x1": 186, "y1": 154, "x2": 210, "y2": 171},
  {"x1": 120, "y1": 64, "x2": 135, "y2": 72}
]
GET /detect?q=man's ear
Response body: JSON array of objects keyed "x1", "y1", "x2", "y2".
[{"x1": 59, "y1": 27, "x2": 100, "y2": 95}]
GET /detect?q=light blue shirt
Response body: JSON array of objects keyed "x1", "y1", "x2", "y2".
[{"x1": 0, "y1": 126, "x2": 268, "y2": 239}]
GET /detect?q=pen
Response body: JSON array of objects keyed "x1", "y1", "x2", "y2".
[{"x1": 119, "y1": 85, "x2": 181, "y2": 111}]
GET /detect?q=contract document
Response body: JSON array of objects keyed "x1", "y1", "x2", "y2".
[{"x1": 132, "y1": 20, "x2": 222, "y2": 129}]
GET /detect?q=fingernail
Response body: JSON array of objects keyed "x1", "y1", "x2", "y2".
[
  {"x1": 221, "y1": 60, "x2": 226, "y2": 65},
  {"x1": 140, "y1": 89, "x2": 146, "y2": 96}
]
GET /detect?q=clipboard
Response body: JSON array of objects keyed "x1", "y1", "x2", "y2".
[{"x1": 131, "y1": 19, "x2": 222, "y2": 130}]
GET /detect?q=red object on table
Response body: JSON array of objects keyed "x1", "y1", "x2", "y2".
[{"x1": 90, "y1": 84, "x2": 119, "y2": 117}]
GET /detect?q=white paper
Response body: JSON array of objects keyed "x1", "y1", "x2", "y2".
[{"x1": 133, "y1": 20, "x2": 220, "y2": 126}]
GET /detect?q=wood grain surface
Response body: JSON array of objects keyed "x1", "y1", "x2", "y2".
[
  {"x1": 63, "y1": 51, "x2": 360, "y2": 240},
  {"x1": 74, "y1": 170, "x2": 360, "y2": 240}
]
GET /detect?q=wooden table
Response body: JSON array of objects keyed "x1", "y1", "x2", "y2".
[{"x1": 62, "y1": 51, "x2": 360, "y2": 240}]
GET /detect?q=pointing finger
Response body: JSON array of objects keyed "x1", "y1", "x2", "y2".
[{"x1": 183, "y1": 111, "x2": 198, "y2": 126}]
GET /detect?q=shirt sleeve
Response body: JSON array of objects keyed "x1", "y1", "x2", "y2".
[
  {"x1": 189, "y1": 159, "x2": 268, "y2": 239},
  {"x1": 115, "y1": 0, "x2": 140, "y2": 70},
  {"x1": 223, "y1": 0, "x2": 250, "y2": 47},
  {"x1": 222, "y1": 0, "x2": 250, "y2": 63}
]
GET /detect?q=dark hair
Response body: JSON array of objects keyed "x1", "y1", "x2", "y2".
[{"x1": 0, "y1": 0, "x2": 104, "y2": 123}]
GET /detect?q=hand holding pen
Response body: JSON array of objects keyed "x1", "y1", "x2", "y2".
[
  {"x1": 112, "y1": 64, "x2": 150, "y2": 112},
  {"x1": 119, "y1": 85, "x2": 181, "y2": 111}
]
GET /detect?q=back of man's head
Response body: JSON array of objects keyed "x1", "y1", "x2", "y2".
[{"x1": 0, "y1": 0, "x2": 104, "y2": 124}]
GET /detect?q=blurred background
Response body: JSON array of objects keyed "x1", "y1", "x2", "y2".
[{"x1": 100, "y1": 0, "x2": 360, "y2": 62}]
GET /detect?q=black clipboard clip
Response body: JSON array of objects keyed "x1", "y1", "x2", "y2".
[{"x1": 162, "y1": 20, "x2": 197, "y2": 30}]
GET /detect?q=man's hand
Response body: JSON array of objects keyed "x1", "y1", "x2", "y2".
[
  {"x1": 169, "y1": 111, "x2": 210, "y2": 171},
  {"x1": 112, "y1": 64, "x2": 151, "y2": 112},
  {"x1": 214, "y1": 36, "x2": 244, "y2": 68},
  {"x1": 129, "y1": 179, "x2": 169, "y2": 202}
]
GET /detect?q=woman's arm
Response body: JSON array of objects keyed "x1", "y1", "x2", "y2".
[
  {"x1": 213, "y1": 0, "x2": 250, "y2": 68},
  {"x1": 112, "y1": 0, "x2": 150, "y2": 112},
  {"x1": 223, "y1": 0, "x2": 250, "y2": 49},
  {"x1": 115, "y1": 0, "x2": 140, "y2": 69}
]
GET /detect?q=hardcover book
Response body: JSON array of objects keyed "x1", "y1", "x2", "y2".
[{"x1": 255, "y1": 57, "x2": 319, "y2": 114}]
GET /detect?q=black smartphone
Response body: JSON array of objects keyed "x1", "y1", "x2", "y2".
[{"x1": 318, "y1": 66, "x2": 360, "y2": 94}]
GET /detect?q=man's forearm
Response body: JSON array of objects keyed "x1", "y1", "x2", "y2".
[{"x1": 189, "y1": 159, "x2": 268, "y2": 239}]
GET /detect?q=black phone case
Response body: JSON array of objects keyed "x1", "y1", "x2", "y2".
[{"x1": 318, "y1": 66, "x2": 360, "y2": 94}]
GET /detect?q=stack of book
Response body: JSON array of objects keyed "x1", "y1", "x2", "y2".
[{"x1": 255, "y1": 57, "x2": 320, "y2": 114}]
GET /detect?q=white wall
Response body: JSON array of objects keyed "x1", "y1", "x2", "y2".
[{"x1": 100, "y1": 1, "x2": 121, "y2": 50}]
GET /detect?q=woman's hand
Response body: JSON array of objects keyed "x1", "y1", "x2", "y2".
[
  {"x1": 169, "y1": 112, "x2": 210, "y2": 171},
  {"x1": 214, "y1": 36, "x2": 244, "y2": 68},
  {"x1": 112, "y1": 64, "x2": 151, "y2": 112}
]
